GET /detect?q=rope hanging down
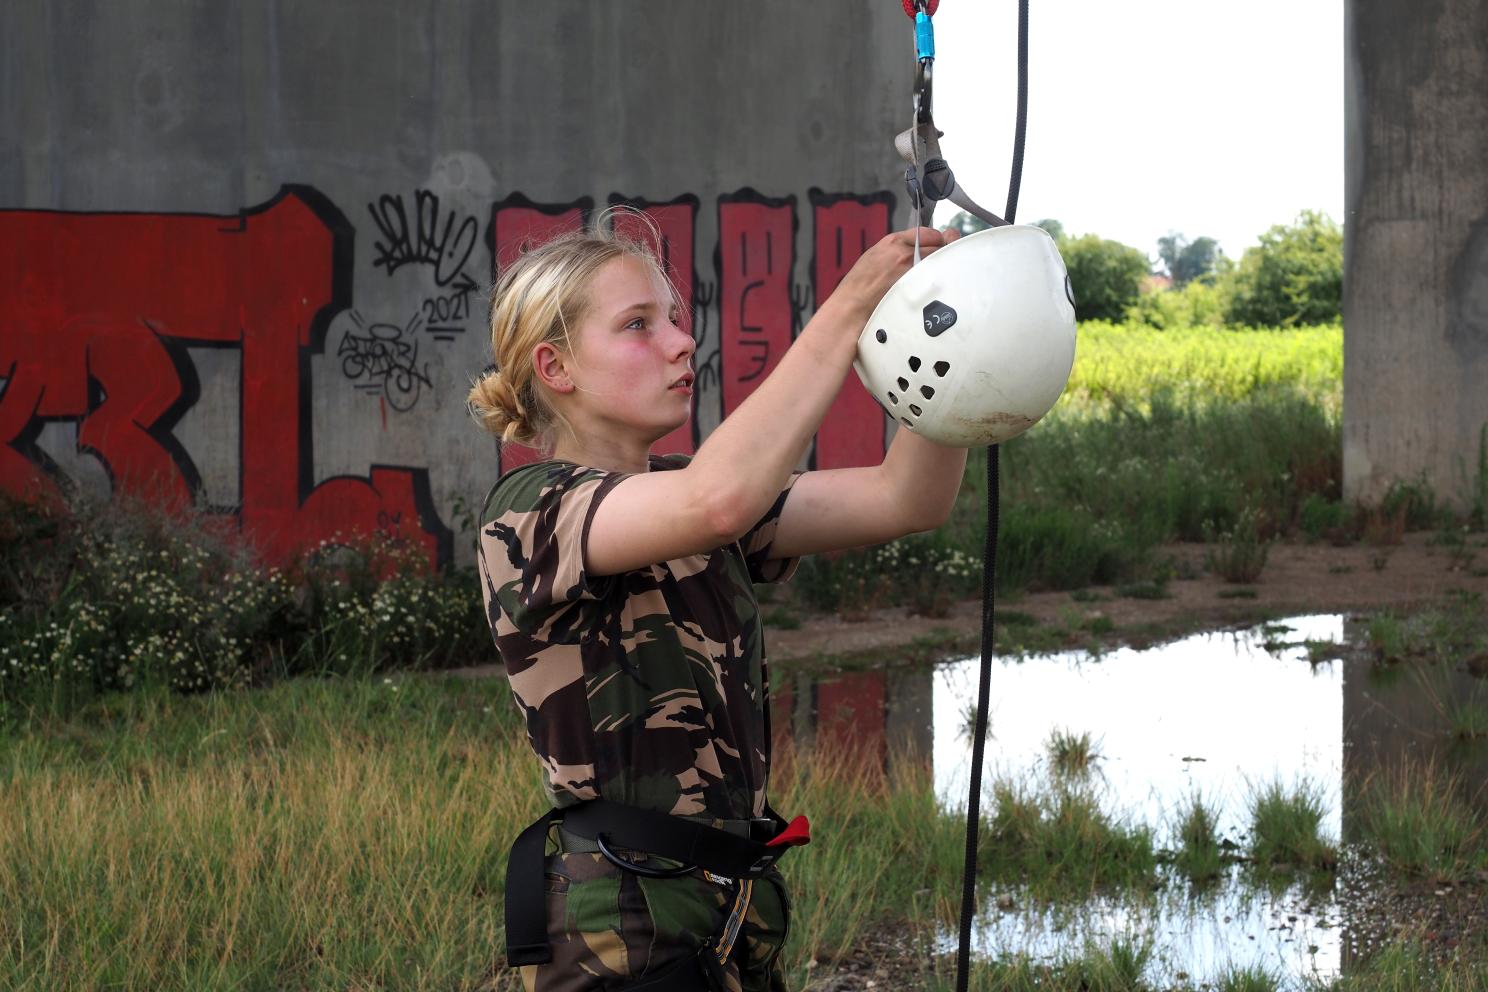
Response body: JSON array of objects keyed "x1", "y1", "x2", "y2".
[{"x1": 898, "y1": 3, "x2": 1031, "y2": 991}]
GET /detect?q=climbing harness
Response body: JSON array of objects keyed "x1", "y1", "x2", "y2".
[
  {"x1": 879, "y1": 4, "x2": 1058, "y2": 992},
  {"x1": 505, "y1": 801, "x2": 809, "y2": 989}
]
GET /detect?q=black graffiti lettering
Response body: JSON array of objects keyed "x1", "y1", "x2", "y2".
[
  {"x1": 739, "y1": 280, "x2": 767, "y2": 335},
  {"x1": 338, "y1": 312, "x2": 433, "y2": 412},
  {"x1": 737, "y1": 337, "x2": 770, "y2": 383},
  {"x1": 419, "y1": 272, "x2": 477, "y2": 333},
  {"x1": 367, "y1": 190, "x2": 478, "y2": 287}
]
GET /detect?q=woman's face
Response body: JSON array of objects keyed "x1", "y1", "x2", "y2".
[{"x1": 551, "y1": 254, "x2": 696, "y2": 443}]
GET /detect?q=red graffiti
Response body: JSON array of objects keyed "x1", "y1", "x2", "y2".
[
  {"x1": 811, "y1": 191, "x2": 895, "y2": 470},
  {"x1": 0, "y1": 187, "x2": 447, "y2": 568},
  {"x1": 611, "y1": 195, "x2": 700, "y2": 459},
  {"x1": 717, "y1": 191, "x2": 797, "y2": 420}
]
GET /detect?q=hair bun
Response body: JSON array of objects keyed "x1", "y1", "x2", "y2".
[{"x1": 468, "y1": 367, "x2": 528, "y2": 439}]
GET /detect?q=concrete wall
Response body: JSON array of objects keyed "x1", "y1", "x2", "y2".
[
  {"x1": 0, "y1": 0, "x2": 913, "y2": 567},
  {"x1": 1344, "y1": 0, "x2": 1488, "y2": 510}
]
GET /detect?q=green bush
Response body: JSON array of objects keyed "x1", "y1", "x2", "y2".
[
  {"x1": 1225, "y1": 210, "x2": 1343, "y2": 327},
  {"x1": 0, "y1": 490, "x2": 488, "y2": 725},
  {"x1": 1298, "y1": 493, "x2": 1348, "y2": 541},
  {"x1": 1204, "y1": 507, "x2": 1271, "y2": 583},
  {"x1": 1124, "y1": 278, "x2": 1227, "y2": 329},
  {"x1": 1060, "y1": 233, "x2": 1152, "y2": 323}
]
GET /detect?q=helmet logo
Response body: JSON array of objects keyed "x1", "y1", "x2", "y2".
[{"x1": 922, "y1": 300, "x2": 957, "y2": 337}]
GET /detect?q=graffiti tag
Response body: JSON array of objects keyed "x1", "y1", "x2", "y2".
[
  {"x1": 338, "y1": 311, "x2": 432, "y2": 413},
  {"x1": 367, "y1": 189, "x2": 478, "y2": 287}
]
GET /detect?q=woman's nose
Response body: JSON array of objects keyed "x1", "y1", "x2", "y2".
[{"x1": 672, "y1": 320, "x2": 697, "y2": 358}]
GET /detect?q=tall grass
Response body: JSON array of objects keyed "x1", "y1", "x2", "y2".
[
  {"x1": 0, "y1": 675, "x2": 535, "y2": 991},
  {"x1": 0, "y1": 671, "x2": 977, "y2": 991},
  {"x1": 1246, "y1": 778, "x2": 1338, "y2": 874},
  {"x1": 1355, "y1": 758, "x2": 1487, "y2": 882},
  {"x1": 1063, "y1": 322, "x2": 1343, "y2": 411}
]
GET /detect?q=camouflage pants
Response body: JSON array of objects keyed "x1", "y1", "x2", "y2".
[{"x1": 516, "y1": 824, "x2": 791, "y2": 992}]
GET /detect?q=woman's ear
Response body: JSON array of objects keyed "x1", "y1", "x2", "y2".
[{"x1": 532, "y1": 342, "x2": 574, "y2": 394}]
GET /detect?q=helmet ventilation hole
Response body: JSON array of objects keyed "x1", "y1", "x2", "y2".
[
  {"x1": 887, "y1": 392, "x2": 899, "y2": 405},
  {"x1": 909, "y1": 404, "x2": 923, "y2": 416},
  {"x1": 920, "y1": 385, "x2": 935, "y2": 400},
  {"x1": 908, "y1": 356, "x2": 921, "y2": 372},
  {"x1": 897, "y1": 377, "x2": 909, "y2": 391},
  {"x1": 934, "y1": 361, "x2": 950, "y2": 377},
  {"x1": 901, "y1": 417, "x2": 914, "y2": 427},
  {"x1": 875, "y1": 329, "x2": 888, "y2": 344}
]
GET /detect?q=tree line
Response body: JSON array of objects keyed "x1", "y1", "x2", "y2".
[{"x1": 949, "y1": 210, "x2": 1343, "y2": 328}]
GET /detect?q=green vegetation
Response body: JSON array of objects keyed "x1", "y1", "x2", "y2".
[
  {"x1": 1218, "y1": 965, "x2": 1283, "y2": 992},
  {"x1": 1059, "y1": 233, "x2": 1153, "y2": 322},
  {"x1": 1310, "y1": 940, "x2": 1488, "y2": 992},
  {"x1": 1045, "y1": 727, "x2": 1100, "y2": 777},
  {"x1": 957, "y1": 208, "x2": 1345, "y2": 330},
  {"x1": 1356, "y1": 758, "x2": 1487, "y2": 882},
  {"x1": 1247, "y1": 778, "x2": 1338, "y2": 875},
  {"x1": 1224, "y1": 211, "x2": 1343, "y2": 328},
  {"x1": 3, "y1": 661, "x2": 1486, "y2": 989},
  {"x1": 978, "y1": 777, "x2": 1158, "y2": 899},
  {"x1": 0, "y1": 489, "x2": 487, "y2": 728},
  {"x1": 1204, "y1": 507, "x2": 1272, "y2": 583},
  {"x1": 1171, "y1": 794, "x2": 1225, "y2": 885}
]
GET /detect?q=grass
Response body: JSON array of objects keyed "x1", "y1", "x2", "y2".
[
  {"x1": 925, "y1": 935, "x2": 1155, "y2": 992},
  {"x1": 1171, "y1": 794, "x2": 1226, "y2": 886},
  {"x1": 1218, "y1": 964, "x2": 1283, "y2": 992},
  {"x1": 1045, "y1": 728, "x2": 1100, "y2": 778},
  {"x1": 977, "y1": 777, "x2": 1158, "y2": 900},
  {"x1": 1355, "y1": 757, "x2": 1487, "y2": 882},
  {"x1": 0, "y1": 675, "x2": 533, "y2": 991},
  {"x1": 3, "y1": 661, "x2": 1488, "y2": 989},
  {"x1": 1204, "y1": 507, "x2": 1271, "y2": 583},
  {"x1": 1308, "y1": 939, "x2": 1488, "y2": 991},
  {"x1": 0, "y1": 672, "x2": 975, "y2": 991},
  {"x1": 1246, "y1": 778, "x2": 1338, "y2": 875}
]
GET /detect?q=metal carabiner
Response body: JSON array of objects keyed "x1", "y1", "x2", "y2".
[
  {"x1": 595, "y1": 832, "x2": 696, "y2": 879},
  {"x1": 913, "y1": 0, "x2": 934, "y2": 124}
]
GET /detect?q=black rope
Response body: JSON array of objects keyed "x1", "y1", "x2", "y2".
[{"x1": 954, "y1": 1, "x2": 1026, "y2": 990}]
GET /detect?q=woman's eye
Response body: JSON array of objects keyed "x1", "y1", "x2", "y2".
[{"x1": 626, "y1": 316, "x2": 646, "y2": 330}]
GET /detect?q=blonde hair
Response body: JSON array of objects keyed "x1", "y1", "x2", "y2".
[{"x1": 467, "y1": 206, "x2": 682, "y2": 456}]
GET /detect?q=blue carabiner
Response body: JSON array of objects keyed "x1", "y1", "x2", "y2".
[{"x1": 916, "y1": 10, "x2": 935, "y2": 61}]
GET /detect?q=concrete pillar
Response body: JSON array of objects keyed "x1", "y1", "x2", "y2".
[{"x1": 1344, "y1": 0, "x2": 1488, "y2": 511}]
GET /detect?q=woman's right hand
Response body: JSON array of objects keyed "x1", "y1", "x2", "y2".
[{"x1": 825, "y1": 226, "x2": 958, "y2": 326}]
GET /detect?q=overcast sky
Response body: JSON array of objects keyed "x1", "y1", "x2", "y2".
[{"x1": 923, "y1": 0, "x2": 1344, "y2": 263}]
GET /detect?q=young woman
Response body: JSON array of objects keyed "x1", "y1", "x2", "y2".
[{"x1": 469, "y1": 206, "x2": 965, "y2": 992}]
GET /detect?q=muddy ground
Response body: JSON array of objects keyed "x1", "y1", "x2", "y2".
[{"x1": 764, "y1": 531, "x2": 1488, "y2": 668}]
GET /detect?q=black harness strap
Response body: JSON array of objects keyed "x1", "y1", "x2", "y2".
[
  {"x1": 504, "y1": 808, "x2": 562, "y2": 967},
  {"x1": 505, "y1": 800, "x2": 802, "y2": 972}
]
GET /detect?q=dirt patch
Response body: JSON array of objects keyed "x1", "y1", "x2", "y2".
[{"x1": 763, "y1": 532, "x2": 1488, "y2": 668}]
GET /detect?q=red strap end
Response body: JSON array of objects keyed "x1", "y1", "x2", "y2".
[
  {"x1": 901, "y1": 0, "x2": 939, "y2": 16},
  {"x1": 766, "y1": 815, "x2": 811, "y2": 848}
]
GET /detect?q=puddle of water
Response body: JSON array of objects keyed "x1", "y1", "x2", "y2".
[
  {"x1": 932, "y1": 615, "x2": 1345, "y2": 986},
  {"x1": 934, "y1": 614, "x2": 1346, "y2": 845},
  {"x1": 778, "y1": 612, "x2": 1488, "y2": 988}
]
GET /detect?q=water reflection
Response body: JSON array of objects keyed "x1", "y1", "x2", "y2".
[{"x1": 775, "y1": 613, "x2": 1488, "y2": 987}]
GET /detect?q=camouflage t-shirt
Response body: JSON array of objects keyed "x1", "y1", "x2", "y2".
[{"x1": 476, "y1": 452, "x2": 803, "y2": 821}]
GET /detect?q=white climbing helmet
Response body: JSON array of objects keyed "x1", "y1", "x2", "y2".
[{"x1": 853, "y1": 224, "x2": 1077, "y2": 447}]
